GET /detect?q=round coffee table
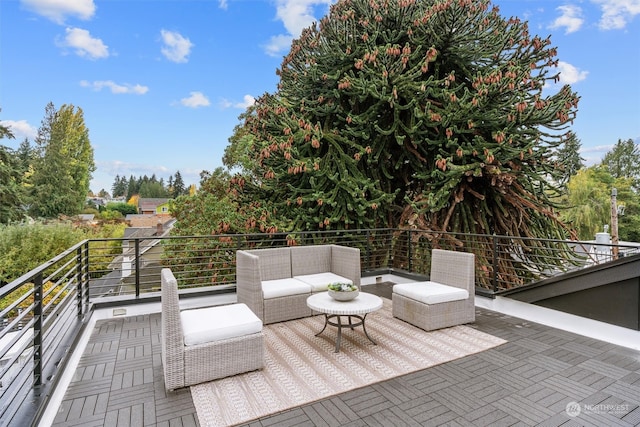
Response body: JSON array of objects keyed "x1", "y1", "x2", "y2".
[{"x1": 306, "y1": 292, "x2": 383, "y2": 353}]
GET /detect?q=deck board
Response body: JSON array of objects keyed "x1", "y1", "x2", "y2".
[{"x1": 50, "y1": 287, "x2": 640, "y2": 426}]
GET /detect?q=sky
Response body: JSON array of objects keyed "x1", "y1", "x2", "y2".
[{"x1": 1, "y1": 0, "x2": 639, "y2": 195}]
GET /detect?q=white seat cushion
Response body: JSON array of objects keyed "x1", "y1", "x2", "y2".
[
  {"x1": 293, "y1": 272, "x2": 353, "y2": 292},
  {"x1": 181, "y1": 303, "x2": 262, "y2": 346},
  {"x1": 393, "y1": 281, "x2": 469, "y2": 305},
  {"x1": 262, "y1": 278, "x2": 312, "y2": 299}
]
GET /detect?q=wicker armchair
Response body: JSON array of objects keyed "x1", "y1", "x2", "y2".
[
  {"x1": 160, "y1": 268, "x2": 264, "y2": 390},
  {"x1": 392, "y1": 249, "x2": 475, "y2": 331}
]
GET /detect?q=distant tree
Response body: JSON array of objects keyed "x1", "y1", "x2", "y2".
[
  {"x1": 561, "y1": 165, "x2": 640, "y2": 242},
  {"x1": 30, "y1": 102, "x2": 95, "y2": 217},
  {"x1": 554, "y1": 131, "x2": 584, "y2": 185},
  {"x1": 106, "y1": 201, "x2": 138, "y2": 216},
  {"x1": 601, "y1": 138, "x2": 640, "y2": 187},
  {"x1": 170, "y1": 168, "x2": 251, "y2": 236},
  {"x1": 167, "y1": 174, "x2": 174, "y2": 194},
  {"x1": 560, "y1": 166, "x2": 612, "y2": 240},
  {"x1": 613, "y1": 178, "x2": 640, "y2": 242},
  {"x1": 98, "y1": 188, "x2": 110, "y2": 198},
  {"x1": 172, "y1": 171, "x2": 186, "y2": 198},
  {"x1": 1, "y1": 122, "x2": 27, "y2": 223},
  {"x1": 127, "y1": 194, "x2": 140, "y2": 210},
  {"x1": 111, "y1": 175, "x2": 128, "y2": 198},
  {"x1": 126, "y1": 175, "x2": 138, "y2": 199},
  {"x1": 139, "y1": 180, "x2": 168, "y2": 198},
  {"x1": 16, "y1": 138, "x2": 35, "y2": 173}
]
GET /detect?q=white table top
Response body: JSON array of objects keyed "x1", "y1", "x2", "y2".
[{"x1": 306, "y1": 292, "x2": 383, "y2": 315}]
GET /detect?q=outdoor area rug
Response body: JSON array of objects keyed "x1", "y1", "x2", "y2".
[{"x1": 191, "y1": 299, "x2": 506, "y2": 426}]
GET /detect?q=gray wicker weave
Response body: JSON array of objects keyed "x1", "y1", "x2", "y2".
[
  {"x1": 160, "y1": 268, "x2": 264, "y2": 391},
  {"x1": 236, "y1": 245, "x2": 361, "y2": 324},
  {"x1": 392, "y1": 249, "x2": 475, "y2": 331}
]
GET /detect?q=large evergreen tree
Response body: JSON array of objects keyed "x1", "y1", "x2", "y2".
[
  {"x1": 554, "y1": 131, "x2": 584, "y2": 186},
  {"x1": 234, "y1": 0, "x2": 578, "y2": 235},
  {"x1": 1, "y1": 120, "x2": 26, "y2": 223},
  {"x1": 30, "y1": 102, "x2": 96, "y2": 217},
  {"x1": 224, "y1": 0, "x2": 581, "y2": 287}
]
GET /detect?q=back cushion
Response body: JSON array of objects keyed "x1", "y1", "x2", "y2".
[
  {"x1": 248, "y1": 248, "x2": 291, "y2": 280},
  {"x1": 291, "y1": 245, "x2": 331, "y2": 276}
]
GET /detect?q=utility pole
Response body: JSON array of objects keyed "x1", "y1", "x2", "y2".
[{"x1": 611, "y1": 188, "x2": 619, "y2": 259}]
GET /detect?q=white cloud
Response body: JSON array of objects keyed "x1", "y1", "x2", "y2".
[
  {"x1": 97, "y1": 160, "x2": 170, "y2": 176},
  {"x1": 22, "y1": 0, "x2": 96, "y2": 24},
  {"x1": 593, "y1": 0, "x2": 640, "y2": 30},
  {"x1": 264, "y1": 0, "x2": 332, "y2": 56},
  {"x1": 80, "y1": 80, "x2": 149, "y2": 94},
  {"x1": 236, "y1": 94, "x2": 256, "y2": 108},
  {"x1": 58, "y1": 27, "x2": 108, "y2": 59},
  {"x1": 550, "y1": 5, "x2": 584, "y2": 34},
  {"x1": 160, "y1": 30, "x2": 193, "y2": 63},
  {"x1": 557, "y1": 61, "x2": 588, "y2": 84},
  {"x1": 0, "y1": 120, "x2": 38, "y2": 140},
  {"x1": 219, "y1": 94, "x2": 256, "y2": 109},
  {"x1": 218, "y1": 0, "x2": 228, "y2": 10},
  {"x1": 180, "y1": 91, "x2": 210, "y2": 108},
  {"x1": 264, "y1": 34, "x2": 295, "y2": 57}
]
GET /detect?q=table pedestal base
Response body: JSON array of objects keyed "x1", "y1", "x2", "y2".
[{"x1": 315, "y1": 314, "x2": 377, "y2": 352}]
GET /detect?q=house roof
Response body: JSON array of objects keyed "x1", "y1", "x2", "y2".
[{"x1": 138, "y1": 198, "x2": 170, "y2": 211}]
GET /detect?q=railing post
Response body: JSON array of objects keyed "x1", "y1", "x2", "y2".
[
  {"x1": 84, "y1": 241, "x2": 90, "y2": 309},
  {"x1": 135, "y1": 239, "x2": 141, "y2": 297},
  {"x1": 492, "y1": 234, "x2": 498, "y2": 293},
  {"x1": 76, "y1": 246, "x2": 83, "y2": 317},
  {"x1": 33, "y1": 272, "x2": 43, "y2": 386},
  {"x1": 407, "y1": 229, "x2": 413, "y2": 273},
  {"x1": 365, "y1": 229, "x2": 371, "y2": 270}
]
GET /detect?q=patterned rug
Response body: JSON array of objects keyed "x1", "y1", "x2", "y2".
[{"x1": 191, "y1": 299, "x2": 506, "y2": 426}]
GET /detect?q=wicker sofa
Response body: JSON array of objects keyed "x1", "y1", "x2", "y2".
[
  {"x1": 161, "y1": 268, "x2": 264, "y2": 390},
  {"x1": 236, "y1": 245, "x2": 361, "y2": 324},
  {"x1": 392, "y1": 249, "x2": 475, "y2": 331}
]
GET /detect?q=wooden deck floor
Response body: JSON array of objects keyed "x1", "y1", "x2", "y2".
[{"x1": 50, "y1": 285, "x2": 640, "y2": 427}]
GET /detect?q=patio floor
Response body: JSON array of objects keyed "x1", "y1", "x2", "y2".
[{"x1": 49, "y1": 283, "x2": 640, "y2": 427}]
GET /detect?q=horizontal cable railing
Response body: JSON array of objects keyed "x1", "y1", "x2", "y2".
[{"x1": 1, "y1": 228, "x2": 638, "y2": 426}]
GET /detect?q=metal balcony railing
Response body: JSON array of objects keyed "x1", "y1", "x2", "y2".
[{"x1": 1, "y1": 228, "x2": 638, "y2": 426}]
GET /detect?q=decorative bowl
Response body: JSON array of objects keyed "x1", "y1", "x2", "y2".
[{"x1": 328, "y1": 289, "x2": 359, "y2": 301}]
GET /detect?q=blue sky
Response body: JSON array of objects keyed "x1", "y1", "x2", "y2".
[{"x1": 1, "y1": 0, "x2": 639, "y2": 194}]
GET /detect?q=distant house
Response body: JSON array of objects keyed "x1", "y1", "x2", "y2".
[
  {"x1": 107, "y1": 218, "x2": 177, "y2": 284},
  {"x1": 86, "y1": 197, "x2": 107, "y2": 207},
  {"x1": 138, "y1": 198, "x2": 171, "y2": 215}
]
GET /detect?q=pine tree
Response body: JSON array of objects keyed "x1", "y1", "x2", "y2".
[
  {"x1": 30, "y1": 102, "x2": 95, "y2": 217},
  {"x1": 236, "y1": 0, "x2": 579, "y2": 232},
  {"x1": 230, "y1": 0, "x2": 580, "y2": 287},
  {"x1": 554, "y1": 132, "x2": 584, "y2": 186},
  {"x1": 1, "y1": 122, "x2": 26, "y2": 223},
  {"x1": 16, "y1": 138, "x2": 34, "y2": 174},
  {"x1": 172, "y1": 171, "x2": 186, "y2": 198}
]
